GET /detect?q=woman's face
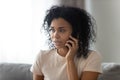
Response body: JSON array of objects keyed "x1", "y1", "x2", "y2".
[{"x1": 50, "y1": 18, "x2": 72, "y2": 49}]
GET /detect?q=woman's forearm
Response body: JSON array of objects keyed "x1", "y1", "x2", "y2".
[{"x1": 67, "y1": 60, "x2": 79, "y2": 80}]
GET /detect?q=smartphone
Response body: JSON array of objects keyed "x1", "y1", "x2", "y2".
[
  {"x1": 71, "y1": 32, "x2": 78, "y2": 39},
  {"x1": 66, "y1": 32, "x2": 78, "y2": 47}
]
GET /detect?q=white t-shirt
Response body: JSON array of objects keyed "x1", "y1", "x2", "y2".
[{"x1": 30, "y1": 49, "x2": 102, "y2": 80}]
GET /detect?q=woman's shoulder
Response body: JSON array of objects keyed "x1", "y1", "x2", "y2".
[
  {"x1": 88, "y1": 50, "x2": 101, "y2": 57},
  {"x1": 86, "y1": 50, "x2": 102, "y2": 61},
  {"x1": 37, "y1": 49, "x2": 56, "y2": 57},
  {"x1": 34, "y1": 49, "x2": 56, "y2": 61},
  {"x1": 76, "y1": 50, "x2": 102, "y2": 61}
]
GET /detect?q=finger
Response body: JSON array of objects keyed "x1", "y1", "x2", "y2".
[
  {"x1": 65, "y1": 43, "x2": 71, "y2": 49},
  {"x1": 66, "y1": 40, "x2": 75, "y2": 47},
  {"x1": 69, "y1": 36, "x2": 78, "y2": 45}
]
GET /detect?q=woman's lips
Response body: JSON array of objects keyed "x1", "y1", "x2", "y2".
[{"x1": 53, "y1": 41, "x2": 62, "y2": 46}]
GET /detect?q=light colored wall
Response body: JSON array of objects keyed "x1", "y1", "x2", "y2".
[{"x1": 85, "y1": 0, "x2": 120, "y2": 63}]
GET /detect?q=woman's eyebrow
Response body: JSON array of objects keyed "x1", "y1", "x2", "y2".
[
  {"x1": 50, "y1": 26, "x2": 66, "y2": 29},
  {"x1": 59, "y1": 27, "x2": 65, "y2": 29}
]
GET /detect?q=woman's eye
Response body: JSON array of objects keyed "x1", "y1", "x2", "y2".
[
  {"x1": 59, "y1": 29, "x2": 65, "y2": 32},
  {"x1": 49, "y1": 28, "x2": 55, "y2": 33}
]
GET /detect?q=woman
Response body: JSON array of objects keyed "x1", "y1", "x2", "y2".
[{"x1": 31, "y1": 5, "x2": 102, "y2": 80}]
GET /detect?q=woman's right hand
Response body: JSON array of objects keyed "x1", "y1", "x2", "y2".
[{"x1": 65, "y1": 36, "x2": 79, "y2": 61}]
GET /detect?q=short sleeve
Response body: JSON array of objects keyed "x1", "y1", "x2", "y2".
[
  {"x1": 30, "y1": 50, "x2": 43, "y2": 75},
  {"x1": 83, "y1": 51, "x2": 102, "y2": 73}
]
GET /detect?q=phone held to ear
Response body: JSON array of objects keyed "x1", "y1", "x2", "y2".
[
  {"x1": 65, "y1": 32, "x2": 78, "y2": 48},
  {"x1": 71, "y1": 32, "x2": 77, "y2": 39}
]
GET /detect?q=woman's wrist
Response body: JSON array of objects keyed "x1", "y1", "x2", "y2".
[
  {"x1": 66, "y1": 56, "x2": 79, "y2": 80},
  {"x1": 66, "y1": 58, "x2": 74, "y2": 63}
]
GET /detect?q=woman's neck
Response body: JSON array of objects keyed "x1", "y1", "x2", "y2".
[{"x1": 57, "y1": 47, "x2": 68, "y2": 57}]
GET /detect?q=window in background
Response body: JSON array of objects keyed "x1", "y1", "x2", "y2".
[{"x1": 0, "y1": 0, "x2": 56, "y2": 63}]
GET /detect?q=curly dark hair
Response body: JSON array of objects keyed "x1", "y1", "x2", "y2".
[{"x1": 42, "y1": 5, "x2": 96, "y2": 58}]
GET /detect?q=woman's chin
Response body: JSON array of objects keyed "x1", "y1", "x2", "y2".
[
  {"x1": 55, "y1": 46, "x2": 62, "y2": 49},
  {"x1": 55, "y1": 45, "x2": 66, "y2": 49}
]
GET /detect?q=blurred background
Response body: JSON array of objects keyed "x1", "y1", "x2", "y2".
[{"x1": 0, "y1": 0, "x2": 120, "y2": 63}]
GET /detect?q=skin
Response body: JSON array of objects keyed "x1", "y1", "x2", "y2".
[{"x1": 33, "y1": 18, "x2": 100, "y2": 80}]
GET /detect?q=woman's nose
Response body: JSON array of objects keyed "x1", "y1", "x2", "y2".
[{"x1": 54, "y1": 31, "x2": 59, "y2": 38}]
